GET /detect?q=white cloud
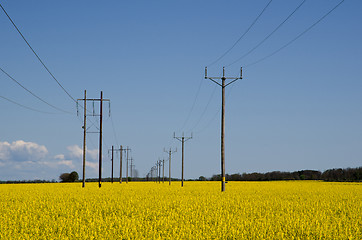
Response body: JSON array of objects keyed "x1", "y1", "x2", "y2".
[
  {"x1": 67, "y1": 145, "x2": 98, "y2": 161},
  {"x1": 67, "y1": 145, "x2": 82, "y2": 159},
  {"x1": 86, "y1": 161, "x2": 98, "y2": 170},
  {"x1": 0, "y1": 141, "x2": 99, "y2": 181},
  {"x1": 40, "y1": 155, "x2": 75, "y2": 169},
  {"x1": 54, "y1": 154, "x2": 65, "y2": 160},
  {"x1": 0, "y1": 140, "x2": 48, "y2": 163},
  {"x1": 87, "y1": 148, "x2": 99, "y2": 161},
  {"x1": 56, "y1": 160, "x2": 75, "y2": 168}
]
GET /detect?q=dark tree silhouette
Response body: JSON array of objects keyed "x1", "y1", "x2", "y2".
[
  {"x1": 199, "y1": 176, "x2": 207, "y2": 181},
  {"x1": 69, "y1": 171, "x2": 79, "y2": 182},
  {"x1": 59, "y1": 171, "x2": 79, "y2": 182},
  {"x1": 207, "y1": 167, "x2": 360, "y2": 182}
]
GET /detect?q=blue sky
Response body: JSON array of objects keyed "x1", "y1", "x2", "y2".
[{"x1": 0, "y1": 0, "x2": 361, "y2": 181}]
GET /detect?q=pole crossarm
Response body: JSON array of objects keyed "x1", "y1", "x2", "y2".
[
  {"x1": 77, "y1": 98, "x2": 110, "y2": 118},
  {"x1": 204, "y1": 66, "x2": 242, "y2": 86},
  {"x1": 77, "y1": 98, "x2": 110, "y2": 101},
  {"x1": 174, "y1": 132, "x2": 193, "y2": 142}
]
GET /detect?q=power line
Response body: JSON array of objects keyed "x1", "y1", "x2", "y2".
[
  {"x1": 0, "y1": 67, "x2": 72, "y2": 114},
  {"x1": 0, "y1": 95, "x2": 54, "y2": 114},
  {"x1": 181, "y1": 71, "x2": 222, "y2": 133},
  {"x1": 199, "y1": 0, "x2": 345, "y2": 134},
  {"x1": 110, "y1": 114, "x2": 119, "y2": 147},
  {"x1": 189, "y1": 84, "x2": 217, "y2": 132},
  {"x1": 178, "y1": 76, "x2": 204, "y2": 131},
  {"x1": 208, "y1": 0, "x2": 274, "y2": 67},
  {"x1": 227, "y1": 0, "x2": 307, "y2": 67},
  {"x1": 245, "y1": 0, "x2": 345, "y2": 68},
  {"x1": 194, "y1": 82, "x2": 237, "y2": 135},
  {"x1": 0, "y1": 2, "x2": 77, "y2": 103}
]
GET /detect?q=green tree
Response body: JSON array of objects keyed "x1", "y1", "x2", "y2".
[
  {"x1": 59, "y1": 173, "x2": 70, "y2": 182},
  {"x1": 198, "y1": 176, "x2": 207, "y2": 181},
  {"x1": 69, "y1": 171, "x2": 79, "y2": 182},
  {"x1": 59, "y1": 171, "x2": 79, "y2": 182}
]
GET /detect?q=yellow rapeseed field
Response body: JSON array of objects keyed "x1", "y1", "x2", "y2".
[{"x1": 0, "y1": 181, "x2": 361, "y2": 239}]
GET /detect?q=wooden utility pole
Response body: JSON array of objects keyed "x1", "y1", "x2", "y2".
[
  {"x1": 205, "y1": 67, "x2": 242, "y2": 192},
  {"x1": 110, "y1": 145, "x2": 129, "y2": 183},
  {"x1": 111, "y1": 145, "x2": 114, "y2": 183},
  {"x1": 120, "y1": 145, "x2": 123, "y2": 183},
  {"x1": 126, "y1": 148, "x2": 129, "y2": 183},
  {"x1": 156, "y1": 165, "x2": 158, "y2": 183},
  {"x1": 157, "y1": 159, "x2": 162, "y2": 183},
  {"x1": 162, "y1": 159, "x2": 165, "y2": 183},
  {"x1": 130, "y1": 157, "x2": 135, "y2": 180},
  {"x1": 125, "y1": 147, "x2": 131, "y2": 183},
  {"x1": 153, "y1": 166, "x2": 156, "y2": 182},
  {"x1": 82, "y1": 90, "x2": 86, "y2": 188},
  {"x1": 99, "y1": 91, "x2": 103, "y2": 188},
  {"x1": 164, "y1": 148, "x2": 177, "y2": 185},
  {"x1": 174, "y1": 133, "x2": 192, "y2": 187}
]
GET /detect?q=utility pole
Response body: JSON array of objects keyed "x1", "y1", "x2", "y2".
[
  {"x1": 82, "y1": 90, "x2": 86, "y2": 188},
  {"x1": 162, "y1": 158, "x2": 165, "y2": 183},
  {"x1": 120, "y1": 145, "x2": 123, "y2": 183},
  {"x1": 157, "y1": 159, "x2": 162, "y2": 183},
  {"x1": 164, "y1": 148, "x2": 177, "y2": 185},
  {"x1": 126, "y1": 148, "x2": 129, "y2": 183},
  {"x1": 117, "y1": 146, "x2": 130, "y2": 183},
  {"x1": 130, "y1": 157, "x2": 135, "y2": 180},
  {"x1": 77, "y1": 90, "x2": 110, "y2": 188},
  {"x1": 174, "y1": 133, "x2": 193, "y2": 187},
  {"x1": 151, "y1": 166, "x2": 154, "y2": 182},
  {"x1": 205, "y1": 66, "x2": 242, "y2": 192},
  {"x1": 152, "y1": 166, "x2": 157, "y2": 182},
  {"x1": 111, "y1": 145, "x2": 114, "y2": 183},
  {"x1": 98, "y1": 91, "x2": 103, "y2": 188},
  {"x1": 125, "y1": 147, "x2": 131, "y2": 183},
  {"x1": 156, "y1": 161, "x2": 159, "y2": 183}
]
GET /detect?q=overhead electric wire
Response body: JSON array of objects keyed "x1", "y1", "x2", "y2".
[
  {"x1": 227, "y1": 0, "x2": 307, "y2": 67},
  {"x1": 179, "y1": 76, "x2": 204, "y2": 131},
  {"x1": 0, "y1": 2, "x2": 77, "y2": 103},
  {"x1": 245, "y1": 0, "x2": 345, "y2": 68},
  {"x1": 0, "y1": 95, "x2": 54, "y2": 114},
  {"x1": 189, "y1": 84, "x2": 218, "y2": 132},
  {"x1": 208, "y1": 0, "x2": 274, "y2": 67},
  {"x1": 110, "y1": 114, "x2": 119, "y2": 147},
  {"x1": 0, "y1": 67, "x2": 72, "y2": 114},
  {"x1": 194, "y1": 83, "x2": 237, "y2": 135}
]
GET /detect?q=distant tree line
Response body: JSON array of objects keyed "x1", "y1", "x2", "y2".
[
  {"x1": 207, "y1": 167, "x2": 362, "y2": 182},
  {"x1": 1, "y1": 167, "x2": 361, "y2": 184},
  {"x1": 0, "y1": 179, "x2": 57, "y2": 184}
]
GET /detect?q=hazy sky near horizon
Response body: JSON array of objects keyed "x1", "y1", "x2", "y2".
[{"x1": 0, "y1": 0, "x2": 361, "y2": 181}]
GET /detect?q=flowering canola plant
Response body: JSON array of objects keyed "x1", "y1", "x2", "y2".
[{"x1": 0, "y1": 181, "x2": 361, "y2": 239}]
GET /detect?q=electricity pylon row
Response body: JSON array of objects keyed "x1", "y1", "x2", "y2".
[
  {"x1": 108, "y1": 146, "x2": 131, "y2": 183},
  {"x1": 151, "y1": 132, "x2": 192, "y2": 187},
  {"x1": 147, "y1": 147, "x2": 177, "y2": 185}
]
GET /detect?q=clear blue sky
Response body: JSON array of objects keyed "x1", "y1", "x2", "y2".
[{"x1": 0, "y1": 0, "x2": 361, "y2": 181}]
